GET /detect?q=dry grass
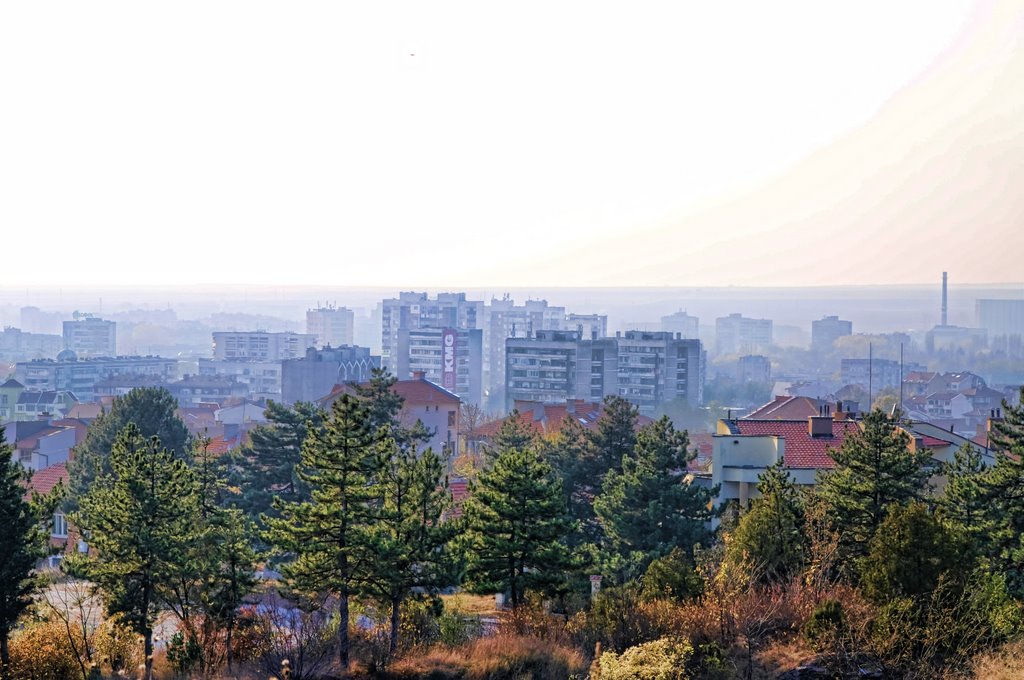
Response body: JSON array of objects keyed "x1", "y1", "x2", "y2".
[
  {"x1": 440, "y1": 593, "x2": 498, "y2": 617},
  {"x1": 966, "y1": 639, "x2": 1024, "y2": 680},
  {"x1": 754, "y1": 636, "x2": 818, "y2": 678},
  {"x1": 383, "y1": 632, "x2": 587, "y2": 680}
]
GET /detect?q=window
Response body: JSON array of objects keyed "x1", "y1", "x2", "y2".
[
  {"x1": 448, "y1": 410, "x2": 456, "y2": 426},
  {"x1": 52, "y1": 513, "x2": 68, "y2": 538}
]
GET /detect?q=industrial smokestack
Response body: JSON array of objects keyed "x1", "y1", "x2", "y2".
[{"x1": 941, "y1": 271, "x2": 948, "y2": 326}]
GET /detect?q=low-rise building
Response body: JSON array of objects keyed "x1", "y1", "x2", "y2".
[
  {"x1": 168, "y1": 375, "x2": 249, "y2": 407},
  {"x1": 15, "y1": 353, "x2": 178, "y2": 403},
  {"x1": 14, "y1": 390, "x2": 79, "y2": 422},
  {"x1": 319, "y1": 373, "x2": 462, "y2": 456},
  {"x1": 281, "y1": 345, "x2": 379, "y2": 405},
  {"x1": 198, "y1": 358, "x2": 283, "y2": 402}
]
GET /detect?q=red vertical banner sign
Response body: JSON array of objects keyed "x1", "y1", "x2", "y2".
[{"x1": 442, "y1": 328, "x2": 457, "y2": 390}]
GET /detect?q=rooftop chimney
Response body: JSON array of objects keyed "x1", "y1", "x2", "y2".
[
  {"x1": 412, "y1": 370, "x2": 426, "y2": 381},
  {"x1": 809, "y1": 413, "x2": 833, "y2": 438},
  {"x1": 941, "y1": 271, "x2": 948, "y2": 326}
]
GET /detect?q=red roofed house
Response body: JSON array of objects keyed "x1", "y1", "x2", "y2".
[
  {"x1": 712, "y1": 408, "x2": 863, "y2": 525},
  {"x1": 22, "y1": 462, "x2": 86, "y2": 569},
  {"x1": 318, "y1": 372, "x2": 462, "y2": 456},
  {"x1": 712, "y1": 406, "x2": 993, "y2": 524}
]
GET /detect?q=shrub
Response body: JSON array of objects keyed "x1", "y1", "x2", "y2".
[
  {"x1": 8, "y1": 618, "x2": 83, "y2": 680},
  {"x1": 641, "y1": 548, "x2": 703, "y2": 603},
  {"x1": 94, "y1": 614, "x2": 143, "y2": 677},
  {"x1": 438, "y1": 611, "x2": 483, "y2": 648},
  {"x1": 802, "y1": 600, "x2": 844, "y2": 645},
  {"x1": 594, "y1": 637, "x2": 693, "y2": 680},
  {"x1": 247, "y1": 594, "x2": 339, "y2": 680},
  {"x1": 385, "y1": 632, "x2": 587, "y2": 680}
]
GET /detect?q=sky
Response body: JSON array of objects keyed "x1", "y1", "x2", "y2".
[{"x1": 1, "y1": 1, "x2": 1020, "y2": 288}]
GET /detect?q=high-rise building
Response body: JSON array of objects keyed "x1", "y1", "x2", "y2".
[
  {"x1": 840, "y1": 358, "x2": 902, "y2": 392},
  {"x1": 504, "y1": 330, "x2": 703, "y2": 416},
  {"x1": 737, "y1": 355, "x2": 771, "y2": 384},
  {"x1": 715, "y1": 313, "x2": 773, "y2": 355},
  {"x1": 566, "y1": 313, "x2": 608, "y2": 340},
  {"x1": 661, "y1": 311, "x2": 699, "y2": 339},
  {"x1": 811, "y1": 315, "x2": 853, "y2": 351},
  {"x1": 62, "y1": 314, "x2": 116, "y2": 358},
  {"x1": 484, "y1": 298, "x2": 566, "y2": 409},
  {"x1": 211, "y1": 331, "x2": 316, "y2": 361},
  {"x1": 395, "y1": 327, "x2": 483, "y2": 406},
  {"x1": 977, "y1": 299, "x2": 1024, "y2": 339},
  {"x1": 379, "y1": 292, "x2": 483, "y2": 374},
  {"x1": 306, "y1": 305, "x2": 355, "y2": 348},
  {"x1": 505, "y1": 330, "x2": 618, "y2": 408},
  {"x1": 616, "y1": 331, "x2": 703, "y2": 415}
]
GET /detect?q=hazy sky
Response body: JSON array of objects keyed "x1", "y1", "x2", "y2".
[{"x1": 2, "y1": 1, "x2": 1020, "y2": 287}]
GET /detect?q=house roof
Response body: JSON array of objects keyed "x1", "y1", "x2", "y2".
[
  {"x1": 23, "y1": 462, "x2": 68, "y2": 499},
  {"x1": 67, "y1": 403, "x2": 103, "y2": 420},
  {"x1": 318, "y1": 377, "x2": 461, "y2": 410},
  {"x1": 745, "y1": 395, "x2": 827, "y2": 420},
  {"x1": 903, "y1": 371, "x2": 937, "y2": 383},
  {"x1": 724, "y1": 418, "x2": 861, "y2": 469},
  {"x1": 15, "y1": 426, "x2": 66, "y2": 450},
  {"x1": 1, "y1": 378, "x2": 24, "y2": 389}
]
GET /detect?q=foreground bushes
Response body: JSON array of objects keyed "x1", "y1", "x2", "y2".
[
  {"x1": 594, "y1": 637, "x2": 693, "y2": 680},
  {"x1": 382, "y1": 632, "x2": 586, "y2": 680}
]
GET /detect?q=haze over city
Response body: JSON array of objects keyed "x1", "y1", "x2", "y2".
[{"x1": 3, "y1": 3, "x2": 1024, "y2": 680}]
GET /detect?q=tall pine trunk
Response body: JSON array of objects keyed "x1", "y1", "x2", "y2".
[
  {"x1": 143, "y1": 628, "x2": 154, "y2": 680},
  {"x1": 389, "y1": 594, "x2": 401, "y2": 656},
  {"x1": 338, "y1": 588, "x2": 350, "y2": 671}
]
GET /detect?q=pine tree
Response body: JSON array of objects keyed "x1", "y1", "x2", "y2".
[
  {"x1": 0, "y1": 427, "x2": 57, "y2": 680},
  {"x1": 594, "y1": 416, "x2": 715, "y2": 582},
  {"x1": 72, "y1": 424, "x2": 201, "y2": 680},
  {"x1": 814, "y1": 409, "x2": 930, "y2": 569},
  {"x1": 67, "y1": 387, "x2": 189, "y2": 507},
  {"x1": 542, "y1": 415, "x2": 601, "y2": 545},
  {"x1": 977, "y1": 388, "x2": 1024, "y2": 593},
  {"x1": 263, "y1": 394, "x2": 379, "y2": 671},
  {"x1": 726, "y1": 460, "x2": 805, "y2": 585},
  {"x1": 367, "y1": 441, "x2": 455, "y2": 655},
  {"x1": 227, "y1": 400, "x2": 323, "y2": 529},
  {"x1": 588, "y1": 396, "x2": 639, "y2": 479},
  {"x1": 859, "y1": 502, "x2": 961, "y2": 604},
  {"x1": 354, "y1": 368, "x2": 432, "y2": 451},
  {"x1": 937, "y1": 443, "x2": 991, "y2": 560},
  {"x1": 484, "y1": 410, "x2": 539, "y2": 461},
  {"x1": 461, "y1": 446, "x2": 572, "y2": 608},
  {"x1": 161, "y1": 437, "x2": 256, "y2": 677}
]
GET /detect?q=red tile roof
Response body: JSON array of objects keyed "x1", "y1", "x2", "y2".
[
  {"x1": 728, "y1": 419, "x2": 861, "y2": 469},
  {"x1": 919, "y1": 435, "x2": 953, "y2": 448},
  {"x1": 745, "y1": 396, "x2": 827, "y2": 420},
  {"x1": 319, "y1": 377, "x2": 461, "y2": 410},
  {"x1": 23, "y1": 462, "x2": 68, "y2": 499}
]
